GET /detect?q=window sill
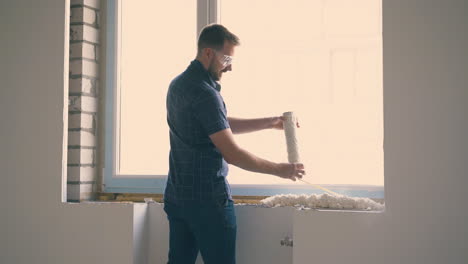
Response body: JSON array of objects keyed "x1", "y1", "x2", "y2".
[
  {"x1": 95, "y1": 193, "x2": 384, "y2": 210},
  {"x1": 96, "y1": 192, "x2": 267, "y2": 204}
]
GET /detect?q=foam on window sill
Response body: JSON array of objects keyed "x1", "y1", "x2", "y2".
[{"x1": 259, "y1": 193, "x2": 385, "y2": 212}]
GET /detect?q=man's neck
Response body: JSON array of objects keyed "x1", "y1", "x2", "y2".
[{"x1": 195, "y1": 57, "x2": 210, "y2": 71}]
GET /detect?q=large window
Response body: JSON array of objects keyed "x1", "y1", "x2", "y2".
[{"x1": 103, "y1": 0, "x2": 383, "y2": 198}]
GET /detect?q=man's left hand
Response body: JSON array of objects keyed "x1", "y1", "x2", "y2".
[{"x1": 271, "y1": 116, "x2": 300, "y2": 130}]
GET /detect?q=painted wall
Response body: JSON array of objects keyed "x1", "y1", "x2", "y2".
[
  {"x1": 0, "y1": 1, "x2": 136, "y2": 263},
  {"x1": 1, "y1": 0, "x2": 467, "y2": 264}
]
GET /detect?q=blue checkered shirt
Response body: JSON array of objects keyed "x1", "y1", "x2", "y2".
[{"x1": 164, "y1": 60, "x2": 231, "y2": 203}]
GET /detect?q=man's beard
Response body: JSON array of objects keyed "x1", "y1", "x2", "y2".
[
  {"x1": 208, "y1": 63, "x2": 221, "y2": 81},
  {"x1": 209, "y1": 69, "x2": 220, "y2": 81}
]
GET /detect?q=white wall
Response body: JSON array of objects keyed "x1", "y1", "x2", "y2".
[
  {"x1": 1, "y1": 0, "x2": 467, "y2": 264},
  {"x1": 134, "y1": 203, "x2": 149, "y2": 264},
  {"x1": 0, "y1": 1, "x2": 136, "y2": 263}
]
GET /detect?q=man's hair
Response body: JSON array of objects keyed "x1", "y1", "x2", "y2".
[{"x1": 197, "y1": 24, "x2": 240, "y2": 53}]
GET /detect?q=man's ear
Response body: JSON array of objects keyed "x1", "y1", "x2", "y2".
[{"x1": 205, "y1": 47, "x2": 214, "y2": 59}]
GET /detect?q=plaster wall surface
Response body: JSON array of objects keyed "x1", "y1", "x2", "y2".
[{"x1": 0, "y1": 1, "x2": 135, "y2": 263}]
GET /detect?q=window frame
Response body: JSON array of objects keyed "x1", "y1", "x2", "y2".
[{"x1": 101, "y1": 0, "x2": 384, "y2": 202}]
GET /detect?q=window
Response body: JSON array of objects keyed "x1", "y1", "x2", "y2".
[
  {"x1": 103, "y1": 0, "x2": 383, "y2": 199},
  {"x1": 103, "y1": 0, "x2": 211, "y2": 193}
]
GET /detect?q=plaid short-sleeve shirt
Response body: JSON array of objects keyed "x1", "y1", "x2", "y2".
[{"x1": 164, "y1": 60, "x2": 231, "y2": 203}]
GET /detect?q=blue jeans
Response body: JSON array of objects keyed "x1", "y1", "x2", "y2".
[{"x1": 163, "y1": 199, "x2": 237, "y2": 264}]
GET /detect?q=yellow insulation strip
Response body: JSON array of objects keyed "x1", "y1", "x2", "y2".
[{"x1": 299, "y1": 179, "x2": 341, "y2": 196}]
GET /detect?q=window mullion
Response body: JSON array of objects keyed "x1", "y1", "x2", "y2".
[
  {"x1": 208, "y1": 0, "x2": 220, "y2": 24},
  {"x1": 197, "y1": 0, "x2": 219, "y2": 35}
]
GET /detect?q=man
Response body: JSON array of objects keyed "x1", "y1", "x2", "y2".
[{"x1": 164, "y1": 24, "x2": 305, "y2": 264}]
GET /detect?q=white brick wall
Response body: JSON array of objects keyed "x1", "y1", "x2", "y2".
[
  {"x1": 69, "y1": 77, "x2": 94, "y2": 94},
  {"x1": 69, "y1": 113, "x2": 93, "y2": 129},
  {"x1": 79, "y1": 185, "x2": 95, "y2": 200},
  {"x1": 70, "y1": 60, "x2": 99, "y2": 77},
  {"x1": 68, "y1": 148, "x2": 94, "y2": 164},
  {"x1": 68, "y1": 0, "x2": 101, "y2": 202},
  {"x1": 68, "y1": 130, "x2": 96, "y2": 147},
  {"x1": 68, "y1": 166, "x2": 97, "y2": 182},
  {"x1": 67, "y1": 183, "x2": 95, "y2": 202},
  {"x1": 70, "y1": 42, "x2": 95, "y2": 60},
  {"x1": 69, "y1": 95, "x2": 98, "y2": 112},
  {"x1": 71, "y1": 7, "x2": 96, "y2": 25},
  {"x1": 71, "y1": 0, "x2": 100, "y2": 9},
  {"x1": 70, "y1": 25, "x2": 99, "y2": 44},
  {"x1": 67, "y1": 184, "x2": 81, "y2": 202}
]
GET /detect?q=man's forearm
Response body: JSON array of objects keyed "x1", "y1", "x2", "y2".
[
  {"x1": 208, "y1": 128, "x2": 301, "y2": 180},
  {"x1": 224, "y1": 145, "x2": 280, "y2": 176},
  {"x1": 227, "y1": 117, "x2": 275, "y2": 134}
]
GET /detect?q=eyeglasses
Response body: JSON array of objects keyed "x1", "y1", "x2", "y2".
[{"x1": 214, "y1": 50, "x2": 233, "y2": 67}]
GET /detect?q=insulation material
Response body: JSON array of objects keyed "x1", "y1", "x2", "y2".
[
  {"x1": 261, "y1": 193, "x2": 384, "y2": 211},
  {"x1": 283, "y1": 112, "x2": 300, "y2": 163}
]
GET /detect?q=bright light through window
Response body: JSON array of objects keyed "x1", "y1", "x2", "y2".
[
  {"x1": 119, "y1": 0, "x2": 196, "y2": 175},
  {"x1": 219, "y1": 0, "x2": 383, "y2": 186},
  {"x1": 117, "y1": 0, "x2": 383, "y2": 188}
]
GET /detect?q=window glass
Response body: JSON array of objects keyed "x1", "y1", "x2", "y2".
[
  {"x1": 119, "y1": 0, "x2": 196, "y2": 175},
  {"x1": 220, "y1": 0, "x2": 383, "y2": 186}
]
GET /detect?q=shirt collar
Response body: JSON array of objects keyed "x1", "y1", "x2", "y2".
[{"x1": 190, "y1": 60, "x2": 222, "y2": 92}]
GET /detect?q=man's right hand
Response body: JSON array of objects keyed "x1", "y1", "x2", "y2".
[
  {"x1": 209, "y1": 128, "x2": 306, "y2": 181},
  {"x1": 276, "y1": 163, "x2": 305, "y2": 182}
]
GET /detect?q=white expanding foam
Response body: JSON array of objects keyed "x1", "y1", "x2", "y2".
[
  {"x1": 261, "y1": 194, "x2": 384, "y2": 211},
  {"x1": 283, "y1": 112, "x2": 300, "y2": 163}
]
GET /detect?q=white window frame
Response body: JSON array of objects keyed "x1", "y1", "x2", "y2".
[{"x1": 102, "y1": 0, "x2": 219, "y2": 193}]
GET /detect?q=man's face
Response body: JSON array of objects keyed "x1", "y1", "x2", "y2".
[{"x1": 208, "y1": 42, "x2": 235, "y2": 81}]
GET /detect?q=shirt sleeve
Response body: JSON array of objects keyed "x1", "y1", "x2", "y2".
[{"x1": 192, "y1": 89, "x2": 230, "y2": 136}]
